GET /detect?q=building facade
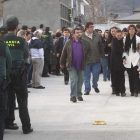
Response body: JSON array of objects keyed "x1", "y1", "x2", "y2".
[{"x1": 2, "y1": 0, "x2": 88, "y2": 32}]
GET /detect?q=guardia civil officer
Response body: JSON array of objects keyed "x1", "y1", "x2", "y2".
[
  {"x1": 2, "y1": 16, "x2": 33, "y2": 134},
  {"x1": 41, "y1": 27, "x2": 54, "y2": 77},
  {"x1": 0, "y1": 40, "x2": 12, "y2": 140}
]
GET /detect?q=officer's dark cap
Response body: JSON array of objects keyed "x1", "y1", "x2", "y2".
[{"x1": 6, "y1": 16, "x2": 20, "y2": 26}]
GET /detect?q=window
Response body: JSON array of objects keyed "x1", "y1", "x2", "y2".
[
  {"x1": 61, "y1": 19, "x2": 70, "y2": 28},
  {"x1": 60, "y1": 3, "x2": 68, "y2": 20}
]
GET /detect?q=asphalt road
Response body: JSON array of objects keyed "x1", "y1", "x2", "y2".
[{"x1": 4, "y1": 74, "x2": 140, "y2": 140}]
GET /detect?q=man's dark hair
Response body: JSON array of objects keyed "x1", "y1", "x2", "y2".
[
  {"x1": 0, "y1": 26, "x2": 8, "y2": 33},
  {"x1": 63, "y1": 28, "x2": 70, "y2": 33},
  {"x1": 21, "y1": 25, "x2": 28, "y2": 30},
  {"x1": 85, "y1": 22, "x2": 94, "y2": 30},
  {"x1": 72, "y1": 28, "x2": 80, "y2": 34},
  {"x1": 7, "y1": 25, "x2": 17, "y2": 31},
  {"x1": 116, "y1": 30, "x2": 122, "y2": 33},
  {"x1": 98, "y1": 29, "x2": 102, "y2": 32},
  {"x1": 45, "y1": 27, "x2": 50, "y2": 32},
  {"x1": 136, "y1": 24, "x2": 140, "y2": 29},
  {"x1": 26, "y1": 31, "x2": 31, "y2": 36},
  {"x1": 56, "y1": 32, "x2": 61, "y2": 37},
  {"x1": 62, "y1": 26, "x2": 67, "y2": 32},
  {"x1": 122, "y1": 28, "x2": 127, "y2": 32},
  {"x1": 40, "y1": 24, "x2": 44, "y2": 28},
  {"x1": 31, "y1": 26, "x2": 36, "y2": 32}
]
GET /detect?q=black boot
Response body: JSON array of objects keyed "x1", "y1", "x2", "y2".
[
  {"x1": 134, "y1": 93, "x2": 138, "y2": 97},
  {"x1": 116, "y1": 93, "x2": 120, "y2": 96},
  {"x1": 121, "y1": 93, "x2": 126, "y2": 97},
  {"x1": 112, "y1": 87, "x2": 116, "y2": 95}
]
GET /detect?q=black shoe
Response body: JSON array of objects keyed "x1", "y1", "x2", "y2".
[
  {"x1": 27, "y1": 84, "x2": 32, "y2": 88},
  {"x1": 116, "y1": 93, "x2": 120, "y2": 96},
  {"x1": 70, "y1": 96, "x2": 77, "y2": 103},
  {"x1": 65, "y1": 81, "x2": 69, "y2": 85},
  {"x1": 121, "y1": 93, "x2": 126, "y2": 97},
  {"x1": 5, "y1": 124, "x2": 19, "y2": 130},
  {"x1": 36, "y1": 85, "x2": 45, "y2": 89},
  {"x1": 77, "y1": 97, "x2": 83, "y2": 101},
  {"x1": 103, "y1": 79, "x2": 107, "y2": 82},
  {"x1": 112, "y1": 87, "x2": 116, "y2": 95},
  {"x1": 134, "y1": 93, "x2": 138, "y2": 97},
  {"x1": 42, "y1": 75, "x2": 50, "y2": 77},
  {"x1": 131, "y1": 93, "x2": 134, "y2": 96},
  {"x1": 23, "y1": 128, "x2": 33, "y2": 134},
  {"x1": 84, "y1": 91, "x2": 90, "y2": 95},
  {"x1": 108, "y1": 79, "x2": 110, "y2": 81},
  {"x1": 94, "y1": 88, "x2": 100, "y2": 93}
]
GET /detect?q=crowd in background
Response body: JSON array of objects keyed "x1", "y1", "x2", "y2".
[{"x1": 1, "y1": 16, "x2": 140, "y2": 140}]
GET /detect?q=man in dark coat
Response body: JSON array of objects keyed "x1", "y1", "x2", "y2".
[
  {"x1": 55, "y1": 28, "x2": 71, "y2": 85},
  {"x1": 41, "y1": 27, "x2": 54, "y2": 77},
  {"x1": 110, "y1": 30, "x2": 126, "y2": 97}
]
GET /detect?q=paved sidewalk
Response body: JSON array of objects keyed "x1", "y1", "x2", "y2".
[{"x1": 4, "y1": 74, "x2": 140, "y2": 140}]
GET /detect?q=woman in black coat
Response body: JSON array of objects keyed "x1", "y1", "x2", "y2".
[{"x1": 110, "y1": 30, "x2": 126, "y2": 97}]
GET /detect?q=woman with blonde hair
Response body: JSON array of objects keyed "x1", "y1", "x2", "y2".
[{"x1": 17, "y1": 30, "x2": 26, "y2": 39}]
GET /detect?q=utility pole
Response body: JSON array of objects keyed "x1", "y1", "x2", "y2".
[{"x1": 132, "y1": 0, "x2": 134, "y2": 14}]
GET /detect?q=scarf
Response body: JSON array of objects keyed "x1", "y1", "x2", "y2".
[{"x1": 125, "y1": 34, "x2": 136, "y2": 55}]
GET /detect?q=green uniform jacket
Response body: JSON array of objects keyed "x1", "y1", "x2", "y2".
[
  {"x1": 2, "y1": 33, "x2": 29, "y2": 69},
  {"x1": 41, "y1": 32, "x2": 54, "y2": 52},
  {"x1": 82, "y1": 31, "x2": 105, "y2": 63},
  {"x1": 0, "y1": 41, "x2": 12, "y2": 82},
  {"x1": 60, "y1": 38, "x2": 92, "y2": 71}
]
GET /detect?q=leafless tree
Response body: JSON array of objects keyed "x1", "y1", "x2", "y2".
[{"x1": 85, "y1": 0, "x2": 109, "y2": 24}]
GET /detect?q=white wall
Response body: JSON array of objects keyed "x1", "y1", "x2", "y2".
[{"x1": 94, "y1": 24, "x2": 131, "y2": 33}]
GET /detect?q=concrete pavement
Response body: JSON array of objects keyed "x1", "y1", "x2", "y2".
[{"x1": 4, "y1": 74, "x2": 140, "y2": 140}]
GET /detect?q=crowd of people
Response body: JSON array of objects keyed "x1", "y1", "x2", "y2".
[{"x1": 1, "y1": 15, "x2": 140, "y2": 140}]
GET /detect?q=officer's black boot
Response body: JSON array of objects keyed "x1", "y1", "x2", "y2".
[{"x1": 112, "y1": 87, "x2": 116, "y2": 95}]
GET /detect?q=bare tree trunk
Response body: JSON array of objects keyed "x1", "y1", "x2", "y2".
[{"x1": 89, "y1": 0, "x2": 95, "y2": 23}]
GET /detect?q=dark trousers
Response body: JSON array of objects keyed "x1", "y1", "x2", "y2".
[
  {"x1": 126, "y1": 65, "x2": 139, "y2": 94},
  {"x1": 63, "y1": 64, "x2": 69, "y2": 82},
  {"x1": 0, "y1": 84, "x2": 7, "y2": 140},
  {"x1": 56, "y1": 56, "x2": 60, "y2": 74},
  {"x1": 0, "y1": 111, "x2": 5, "y2": 140},
  {"x1": 111, "y1": 70, "x2": 115, "y2": 88},
  {"x1": 5, "y1": 72, "x2": 31, "y2": 131},
  {"x1": 42, "y1": 49, "x2": 50, "y2": 76},
  {"x1": 114, "y1": 71, "x2": 125, "y2": 93},
  {"x1": 42, "y1": 61, "x2": 49, "y2": 76},
  {"x1": 27, "y1": 62, "x2": 33, "y2": 85}
]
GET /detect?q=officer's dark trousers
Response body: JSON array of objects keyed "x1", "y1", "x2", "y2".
[
  {"x1": 5, "y1": 72, "x2": 31, "y2": 131},
  {"x1": 0, "y1": 111, "x2": 5, "y2": 140},
  {"x1": 42, "y1": 61, "x2": 49, "y2": 76},
  {"x1": 0, "y1": 82, "x2": 7, "y2": 140},
  {"x1": 42, "y1": 49, "x2": 50, "y2": 76},
  {"x1": 114, "y1": 71, "x2": 125, "y2": 93},
  {"x1": 126, "y1": 65, "x2": 139, "y2": 94}
]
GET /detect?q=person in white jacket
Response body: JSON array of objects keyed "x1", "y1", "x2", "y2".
[
  {"x1": 123, "y1": 25, "x2": 140, "y2": 97},
  {"x1": 30, "y1": 30, "x2": 45, "y2": 89}
]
